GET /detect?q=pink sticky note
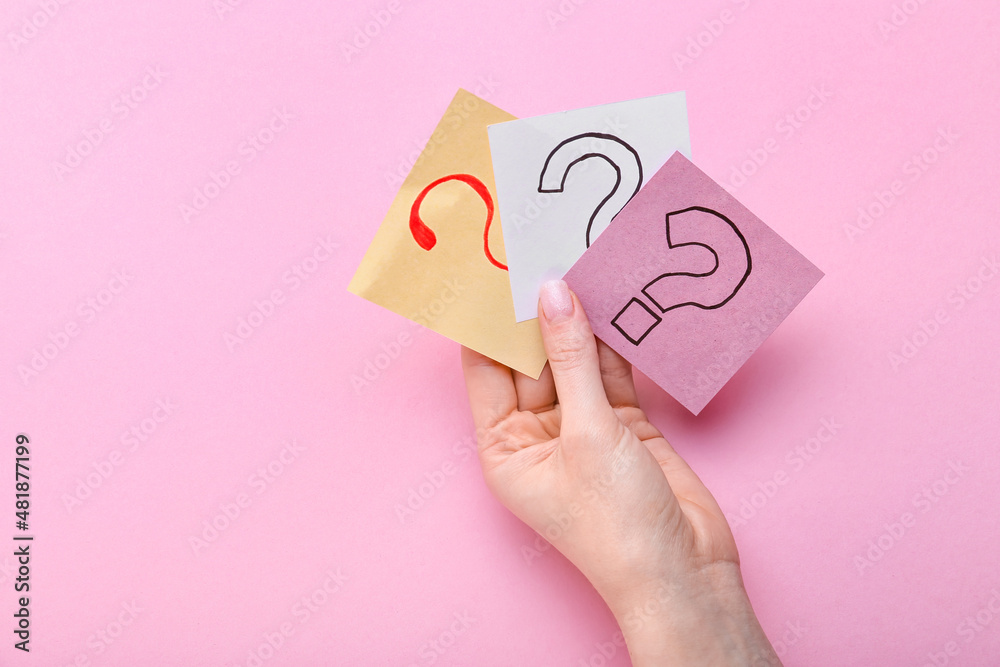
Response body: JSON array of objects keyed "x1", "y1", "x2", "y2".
[{"x1": 564, "y1": 152, "x2": 823, "y2": 415}]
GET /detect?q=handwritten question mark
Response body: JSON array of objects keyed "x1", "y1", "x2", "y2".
[
  {"x1": 612, "y1": 206, "x2": 752, "y2": 345},
  {"x1": 538, "y1": 132, "x2": 643, "y2": 247},
  {"x1": 409, "y1": 174, "x2": 507, "y2": 270}
]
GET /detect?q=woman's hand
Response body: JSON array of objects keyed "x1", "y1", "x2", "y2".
[{"x1": 461, "y1": 280, "x2": 780, "y2": 666}]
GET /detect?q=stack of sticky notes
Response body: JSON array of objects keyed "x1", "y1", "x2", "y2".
[{"x1": 349, "y1": 89, "x2": 822, "y2": 414}]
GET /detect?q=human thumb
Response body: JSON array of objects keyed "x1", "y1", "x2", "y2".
[{"x1": 537, "y1": 280, "x2": 616, "y2": 429}]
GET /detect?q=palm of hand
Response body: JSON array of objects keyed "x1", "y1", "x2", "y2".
[
  {"x1": 461, "y1": 285, "x2": 779, "y2": 664},
  {"x1": 463, "y1": 343, "x2": 739, "y2": 608}
]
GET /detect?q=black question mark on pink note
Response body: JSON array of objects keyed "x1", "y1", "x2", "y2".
[
  {"x1": 612, "y1": 206, "x2": 752, "y2": 345},
  {"x1": 538, "y1": 132, "x2": 643, "y2": 247}
]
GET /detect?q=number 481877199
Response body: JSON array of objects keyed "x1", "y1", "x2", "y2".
[{"x1": 15, "y1": 434, "x2": 30, "y2": 532}]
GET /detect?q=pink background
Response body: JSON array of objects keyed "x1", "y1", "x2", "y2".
[{"x1": 2, "y1": 1, "x2": 998, "y2": 665}]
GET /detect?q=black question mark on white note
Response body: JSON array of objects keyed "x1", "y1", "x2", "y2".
[
  {"x1": 538, "y1": 132, "x2": 643, "y2": 247},
  {"x1": 612, "y1": 206, "x2": 752, "y2": 345}
]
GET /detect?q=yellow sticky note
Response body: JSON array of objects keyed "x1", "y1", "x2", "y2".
[{"x1": 349, "y1": 90, "x2": 546, "y2": 378}]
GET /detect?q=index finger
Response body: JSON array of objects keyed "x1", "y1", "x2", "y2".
[
  {"x1": 460, "y1": 346, "x2": 517, "y2": 433},
  {"x1": 596, "y1": 339, "x2": 639, "y2": 409}
]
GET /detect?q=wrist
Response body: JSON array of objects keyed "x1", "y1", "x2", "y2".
[{"x1": 607, "y1": 563, "x2": 781, "y2": 666}]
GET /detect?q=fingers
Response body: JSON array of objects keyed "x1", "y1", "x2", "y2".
[
  {"x1": 514, "y1": 362, "x2": 557, "y2": 413},
  {"x1": 596, "y1": 340, "x2": 639, "y2": 409},
  {"x1": 537, "y1": 280, "x2": 615, "y2": 427},
  {"x1": 460, "y1": 346, "x2": 516, "y2": 433}
]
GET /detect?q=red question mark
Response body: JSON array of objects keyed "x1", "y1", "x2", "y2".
[{"x1": 409, "y1": 174, "x2": 507, "y2": 271}]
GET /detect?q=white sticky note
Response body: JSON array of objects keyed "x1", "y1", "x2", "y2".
[{"x1": 488, "y1": 92, "x2": 691, "y2": 321}]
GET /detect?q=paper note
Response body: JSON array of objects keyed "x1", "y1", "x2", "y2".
[
  {"x1": 488, "y1": 92, "x2": 691, "y2": 322},
  {"x1": 348, "y1": 89, "x2": 546, "y2": 378},
  {"x1": 563, "y1": 152, "x2": 824, "y2": 415}
]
